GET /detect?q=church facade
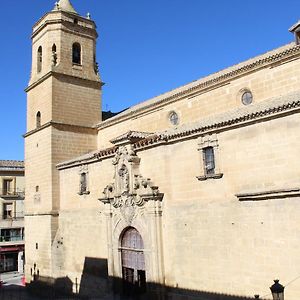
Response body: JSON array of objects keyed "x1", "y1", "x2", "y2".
[{"x1": 24, "y1": 1, "x2": 300, "y2": 299}]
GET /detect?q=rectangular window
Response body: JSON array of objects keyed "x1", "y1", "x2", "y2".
[
  {"x1": 3, "y1": 203, "x2": 13, "y2": 219},
  {"x1": 0, "y1": 228, "x2": 22, "y2": 242},
  {"x1": 3, "y1": 179, "x2": 13, "y2": 195},
  {"x1": 197, "y1": 135, "x2": 223, "y2": 181},
  {"x1": 203, "y1": 147, "x2": 215, "y2": 175}
]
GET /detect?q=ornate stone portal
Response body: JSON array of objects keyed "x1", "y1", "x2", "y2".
[{"x1": 99, "y1": 141, "x2": 165, "y2": 294}]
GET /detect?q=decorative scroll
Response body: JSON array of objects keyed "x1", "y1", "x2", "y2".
[{"x1": 99, "y1": 145, "x2": 163, "y2": 224}]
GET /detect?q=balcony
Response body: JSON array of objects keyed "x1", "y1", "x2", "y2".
[
  {"x1": 0, "y1": 235, "x2": 24, "y2": 243},
  {"x1": 0, "y1": 228, "x2": 24, "y2": 246},
  {"x1": 2, "y1": 211, "x2": 24, "y2": 220},
  {"x1": 0, "y1": 188, "x2": 25, "y2": 199}
]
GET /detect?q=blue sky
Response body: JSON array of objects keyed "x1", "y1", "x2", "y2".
[{"x1": 0, "y1": 0, "x2": 299, "y2": 160}]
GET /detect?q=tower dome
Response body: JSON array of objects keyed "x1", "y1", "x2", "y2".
[{"x1": 53, "y1": 0, "x2": 78, "y2": 14}]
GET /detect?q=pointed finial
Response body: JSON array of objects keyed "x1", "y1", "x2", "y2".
[
  {"x1": 54, "y1": 0, "x2": 78, "y2": 14},
  {"x1": 53, "y1": 1, "x2": 59, "y2": 10},
  {"x1": 87, "y1": 12, "x2": 91, "y2": 20}
]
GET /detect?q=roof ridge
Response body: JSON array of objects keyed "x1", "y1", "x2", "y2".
[
  {"x1": 97, "y1": 42, "x2": 300, "y2": 129},
  {"x1": 134, "y1": 90, "x2": 300, "y2": 147},
  {"x1": 57, "y1": 90, "x2": 300, "y2": 170}
]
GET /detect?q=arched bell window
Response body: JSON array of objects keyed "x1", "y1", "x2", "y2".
[
  {"x1": 36, "y1": 111, "x2": 41, "y2": 128},
  {"x1": 37, "y1": 46, "x2": 42, "y2": 73},
  {"x1": 52, "y1": 44, "x2": 57, "y2": 66},
  {"x1": 72, "y1": 43, "x2": 81, "y2": 65}
]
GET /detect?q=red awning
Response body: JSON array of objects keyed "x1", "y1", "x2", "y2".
[{"x1": 0, "y1": 246, "x2": 24, "y2": 253}]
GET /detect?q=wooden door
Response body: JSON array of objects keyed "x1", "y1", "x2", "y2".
[{"x1": 121, "y1": 227, "x2": 146, "y2": 295}]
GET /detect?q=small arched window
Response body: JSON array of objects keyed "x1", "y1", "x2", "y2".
[
  {"x1": 36, "y1": 111, "x2": 41, "y2": 128},
  {"x1": 169, "y1": 111, "x2": 179, "y2": 125},
  {"x1": 72, "y1": 43, "x2": 81, "y2": 65},
  {"x1": 80, "y1": 173, "x2": 87, "y2": 194},
  {"x1": 78, "y1": 171, "x2": 89, "y2": 195},
  {"x1": 52, "y1": 44, "x2": 57, "y2": 66},
  {"x1": 37, "y1": 46, "x2": 42, "y2": 73}
]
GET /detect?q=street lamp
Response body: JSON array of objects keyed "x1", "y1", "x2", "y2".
[{"x1": 270, "y1": 279, "x2": 284, "y2": 300}]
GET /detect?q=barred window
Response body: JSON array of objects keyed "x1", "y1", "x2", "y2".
[
  {"x1": 80, "y1": 173, "x2": 87, "y2": 194},
  {"x1": 197, "y1": 134, "x2": 223, "y2": 181},
  {"x1": 203, "y1": 147, "x2": 215, "y2": 175}
]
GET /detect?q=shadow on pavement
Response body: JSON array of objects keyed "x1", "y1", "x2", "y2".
[{"x1": 0, "y1": 284, "x2": 39, "y2": 300}]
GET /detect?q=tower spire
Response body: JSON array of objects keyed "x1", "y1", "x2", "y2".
[{"x1": 53, "y1": 0, "x2": 78, "y2": 14}]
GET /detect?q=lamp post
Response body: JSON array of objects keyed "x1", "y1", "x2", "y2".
[{"x1": 270, "y1": 279, "x2": 284, "y2": 300}]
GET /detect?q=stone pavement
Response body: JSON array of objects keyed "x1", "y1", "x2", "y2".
[
  {"x1": 0, "y1": 285, "x2": 38, "y2": 300},
  {"x1": 0, "y1": 273, "x2": 142, "y2": 300},
  {"x1": 1, "y1": 271, "x2": 24, "y2": 286}
]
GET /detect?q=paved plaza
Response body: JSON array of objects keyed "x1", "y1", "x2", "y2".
[{"x1": 0, "y1": 272, "x2": 117, "y2": 299}]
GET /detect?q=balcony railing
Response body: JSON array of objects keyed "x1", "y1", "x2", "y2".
[
  {"x1": 0, "y1": 235, "x2": 24, "y2": 242},
  {"x1": 3, "y1": 211, "x2": 24, "y2": 220},
  {"x1": 0, "y1": 188, "x2": 25, "y2": 198}
]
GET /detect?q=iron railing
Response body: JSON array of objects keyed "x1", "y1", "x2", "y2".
[
  {"x1": 0, "y1": 188, "x2": 25, "y2": 198},
  {"x1": 2, "y1": 211, "x2": 24, "y2": 220},
  {"x1": 0, "y1": 235, "x2": 24, "y2": 243}
]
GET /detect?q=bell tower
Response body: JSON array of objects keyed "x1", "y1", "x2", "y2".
[{"x1": 24, "y1": 0, "x2": 102, "y2": 282}]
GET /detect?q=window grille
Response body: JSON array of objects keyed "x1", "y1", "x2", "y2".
[
  {"x1": 203, "y1": 147, "x2": 215, "y2": 175},
  {"x1": 80, "y1": 173, "x2": 87, "y2": 194}
]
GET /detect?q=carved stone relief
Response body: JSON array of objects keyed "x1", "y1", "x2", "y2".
[
  {"x1": 100, "y1": 145, "x2": 163, "y2": 225},
  {"x1": 99, "y1": 144, "x2": 165, "y2": 288}
]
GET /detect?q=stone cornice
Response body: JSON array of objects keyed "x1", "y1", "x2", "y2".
[
  {"x1": 110, "y1": 131, "x2": 153, "y2": 145},
  {"x1": 57, "y1": 91, "x2": 300, "y2": 170},
  {"x1": 56, "y1": 146, "x2": 117, "y2": 170},
  {"x1": 25, "y1": 71, "x2": 52, "y2": 92},
  {"x1": 25, "y1": 70, "x2": 103, "y2": 92},
  {"x1": 236, "y1": 188, "x2": 300, "y2": 201},
  {"x1": 32, "y1": 11, "x2": 96, "y2": 40},
  {"x1": 133, "y1": 98, "x2": 300, "y2": 150},
  {"x1": 24, "y1": 211, "x2": 59, "y2": 217},
  {"x1": 96, "y1": 43, "x2": 300, "y2": 130},
  {"x1": 23, "y1": 121, "x2": 97, "y2": 138}
]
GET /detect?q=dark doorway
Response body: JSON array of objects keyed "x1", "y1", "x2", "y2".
[{"x1": 121, "y1": 227, "x2": 146, "y2": 297}]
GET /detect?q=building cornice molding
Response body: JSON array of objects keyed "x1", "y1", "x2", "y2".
[
  {"x1": 32, "y1": 11, "x2": 96, "y2": 39},
  {"x1": 110, "y1": 131, "x2": 153, "y2": 145},
  {"x1": 96, "y1": 43, "x2": 300, "y2": 130},
  {"x1": 52, "y1": 71, "x2": 103, "y2": 87},
  {"x1": 25, "y1": 71, "x2": 103, "y2": 93},
  {"x1": 133, "y1": 99, "x2": 300, "y2": 150},
  {"x1": 24, "y1": 211, "x2": 59, "y2": 217},
  {"x1": 57, "y1": 146, "x2": 117, "y2": 170},
  {"x1": 57, "y1": 93, "x2": 300, "y2": 170},
  {"x1": 23, "y1": 121, "x2": 97, "y2": 138},
  {"x1": 0, "y1": 168, "x2": 24, "y2": 172},
  {"x1": 25, "y1": 72, "x2": 52, "y2": 92},
  {"x1": 236, "y1": 187, "x2": 300, "y2": 201}
]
